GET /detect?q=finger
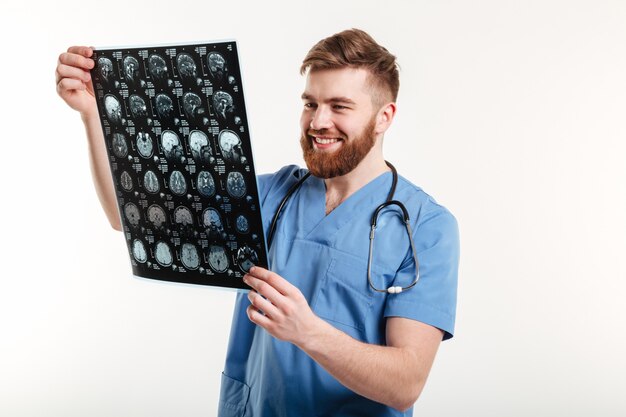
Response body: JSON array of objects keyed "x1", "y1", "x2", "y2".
[
  {"x1": 56, "y1": 63, "x2": 91, "y2": 84},
  {"x1": 58, "y1": 51, "x2": 94, "y2": 70},
  {"x1": 56, "y1": 77, "x2": 86, "y2": 95},
  {"x1": 247, "y1": 305, "x2": 273, "y2": 328},
  {"x1": 247, "y1": 290, "x2": 279, "y2": 319},
  {"x1": 248, "y1": 267, "x2": 295, "y2": 297},
  {"x1": 67, "y1": 46, "x2": 94, "y2": 58},
  {"x1": 244, "y1": 274, "x2": 286, "y2": 308}
]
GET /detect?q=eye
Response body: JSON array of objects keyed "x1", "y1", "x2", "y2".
[
  {"x1": 332, "y1": 104, "x2": 348, "y2": 110},
  {"x1": 304, "y1": 102, "x2": 317, "y2": 109}
]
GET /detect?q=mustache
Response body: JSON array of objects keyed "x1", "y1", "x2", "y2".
[{"x1": 306, "y1": 129, "x2": 346, "y2": 139}]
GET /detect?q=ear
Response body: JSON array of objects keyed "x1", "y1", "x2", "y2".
[{"x1": 375, "y1": 102, "x2": 397, "y2": 135}]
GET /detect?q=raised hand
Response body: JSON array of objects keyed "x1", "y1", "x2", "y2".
[{"x1": 55, "y1": 46, "x2": 97, "y2": 117}]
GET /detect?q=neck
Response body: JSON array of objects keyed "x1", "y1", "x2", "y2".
[{"x1": 324, "y1": 147, "x2": 390, "y2": 214}]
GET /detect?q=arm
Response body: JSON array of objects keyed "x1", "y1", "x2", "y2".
[
  {"x1": 56, "y1": 46, "x2": 121, "y2": 230},
  {"x1": 82, "y1": 109, "x2": 121, "y2": 230},
  {"x1": 243, "y1": 267, "x2": 443, "y2": 412}
]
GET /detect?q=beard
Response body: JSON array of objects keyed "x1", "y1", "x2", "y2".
[{"x1": 300, "y1": 116, "x2": 377, "y2": 179}]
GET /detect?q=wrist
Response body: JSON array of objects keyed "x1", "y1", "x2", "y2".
[
  {"x1": 295, "y1": 314, "x2": 332, "y2": 352},
  {"x1": 80, "y1": 108, "x2": 99, "y2": 124}
]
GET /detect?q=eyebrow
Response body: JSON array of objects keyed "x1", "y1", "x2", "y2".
[{"x1": 301, "y1": 93, "x2": 356, "y2": 105}]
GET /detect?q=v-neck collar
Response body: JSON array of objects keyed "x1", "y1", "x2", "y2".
[{"x1": 298, "y1": 171, "x2": 394, "y2": 246}]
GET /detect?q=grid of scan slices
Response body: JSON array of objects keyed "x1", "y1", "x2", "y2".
[{"x1": 91, "y1": 42, "x2": 266, "y2": 289}]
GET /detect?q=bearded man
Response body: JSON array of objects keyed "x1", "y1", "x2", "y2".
[{"x1": 56, "y1": 28, "x2": 459, "y2": 416}]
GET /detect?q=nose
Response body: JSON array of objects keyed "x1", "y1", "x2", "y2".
[{"x1": 309, "y1": 106, "x2": 333, "y2": 131}]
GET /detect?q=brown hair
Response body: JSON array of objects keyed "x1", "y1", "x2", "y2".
[{"x1": 300, "y1": 28, "x2": 400, "y2": 106}]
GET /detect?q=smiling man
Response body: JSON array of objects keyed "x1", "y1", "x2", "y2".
[
  {"x1": 221, "y1": 30, "x2": 459, "y2": 416},
  {"x1": 55, "y1": 28, "x2": 459, "y2": 416},
  {"x1": 299, "y1": 68, "x2": 380, "y2": 181}
]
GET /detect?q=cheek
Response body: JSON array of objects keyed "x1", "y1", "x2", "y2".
[
  {"x1": 300, "y1": 112, "x2": 311, "y2": 131},
  {"x1": 331, "y1": 120, "x2": 352, "y2": 138},
  {"x1": 343, "y1": 116, "x2": 372, "y2": 137}
]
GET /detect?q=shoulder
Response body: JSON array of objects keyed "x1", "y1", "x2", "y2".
[
  {"x1": 394, "y1": 175, "x2": 459, "y2": 244},
  {"x1": 396, "y1": 176, "x2": 457, "y2": 221},
  {"x1": 257, "y1": 165, "x2": 308, "y2": 203}
]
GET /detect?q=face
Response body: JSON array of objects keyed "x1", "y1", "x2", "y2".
[{"x1": 299, "y1": 67, "x2": 381, "y2": 179}]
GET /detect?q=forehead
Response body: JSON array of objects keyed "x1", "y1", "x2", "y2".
[{"x1": 302, "y1": 67, "x2": 373, "y2": 104}]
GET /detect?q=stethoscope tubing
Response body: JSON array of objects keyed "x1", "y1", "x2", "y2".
[{"x1": 268, "y1": 161, "x2": 420, "y2": 294}]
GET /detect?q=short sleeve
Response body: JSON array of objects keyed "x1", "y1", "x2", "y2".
[{"x1": 383, "y1": 207, "x2": 460, "y2": 340}]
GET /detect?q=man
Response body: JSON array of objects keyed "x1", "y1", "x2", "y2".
[{"x1": 56, "y1": 28, "x2": 459, "y2": 416}]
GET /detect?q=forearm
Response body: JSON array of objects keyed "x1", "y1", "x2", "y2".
[
  {"x1": 244, "y1": 268, "x2": 440, "y2": 411},
  {"x1": 81, "y1": 111, "x2": 121, "y2": 231},
  {"x1": 297, "y1": 319, "x2": 423, "y2": 411}
]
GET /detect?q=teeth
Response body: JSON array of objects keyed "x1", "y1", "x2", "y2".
[{"x1": 314, "y1": 137, "x2": 339, "y2": 145}]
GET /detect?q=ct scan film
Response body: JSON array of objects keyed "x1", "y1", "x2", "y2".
[{"x1": 91, "y1": 41, "x2": 267, "y2": 290}]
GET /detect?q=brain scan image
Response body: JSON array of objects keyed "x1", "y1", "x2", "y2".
[
  {"x1": 182, "y1": 92, "x2": 207, "y2": 123},
  {"x1": 188, "y1": 130, "x2": 212, "y2": 164},
  {"x1": 207, "y1": 52, "x2": 227, "y2": 81},
  {"x1": 188, "y1": 130, "x2": 208, "y2": 155},
  {"x1": 202, "y1": 207, "x2": 223, "y2": 228},
  {"x1": 120, "y1": 170, "x2": 133, "y2": 191},
  {"x1": 160, "y1": 130, "x2": 184, "y2": 162},
  {"x1": 147, "y1": 204, "x2": 168, "y2": 229},
  {"x1": 129, "y1": 94, "x2": 148, "y2": 119},
  {"x1": 98, "y1": 57, "x2": 114, "y2": 83},
  {"x1": 124, "y1": 202, "x2": 141, "y2": 227},
  {"x1": 226, "y1": 171, "x2": 246, "y2": 198},
  {"x1": 235, "y1": 214, "x2": 249, "y2": 234},
  {"x1": 180, "y1": 243, "x2": 200, "y2": 270},
  {"x1": 202, "y1": 207, "x2": 224, "y2": 237},
  {"x1": 212, "y1": 91, "x2": 234, "y2": 121},
  {"x1": 111, "y1": 132, "x2": 128, "y2": 158},
  {"x1": 169, "y1": 170, "x2": 187, "y2": 196},
  {"x1": 136, "y1": 132, "x2": 154, "y2": 158},
  {"x1": 148, "y1": 54, "x2": 169, "y2": 82},
  {"x1": 154, "y1": 241, "x2": 173, "y2": 267},
  {"x1": 155, "y1": 94, "x2": 175, "y2": 121},
  {"x1": 236, "y1": 246, "x2": 258, "y2": 273},
  {"x1": 218, "y1": 130, "x2": 244, "y2": 164},
  {"x1": 123, "y1": 55, "x2": 140, "y2": 84},
  {"x1": 196, "y1": 171, "x2": 216, "y2": 198},
  {"x1": 207, "y1": 245, "x2": 229, "y2": 273},
  {"x1": 132, "y1": 239, "x2": 148, "y2": 264},
  {"x1": 104, "y1": 94, "x2": 123, "y2": 125},
  {"x1": 176, "y1": 53, "x2": 197, "y2": 80},
  {"x1": 173, "y1": 206, "x2": 194, "y2": 226},
  {"x1": 143, "y1": 170, "x2": 160, "y2": 194}
]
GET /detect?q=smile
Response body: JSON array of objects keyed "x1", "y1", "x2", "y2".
[{"x1": 312, "y1": 136, "x2": 341, "y2": 145}]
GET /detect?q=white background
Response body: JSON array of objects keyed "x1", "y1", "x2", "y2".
[{"x1": 1, "y1": 0, "x2": 625, "y2": 415}]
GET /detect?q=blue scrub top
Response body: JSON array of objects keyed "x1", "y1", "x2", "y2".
[{"x1": 219, "y1": 165, "x2": 459, "y2": 417}]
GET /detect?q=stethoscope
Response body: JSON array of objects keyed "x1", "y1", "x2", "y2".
[{"x1": 267, "y1": 161, "x2": 420, "y2": 294}]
